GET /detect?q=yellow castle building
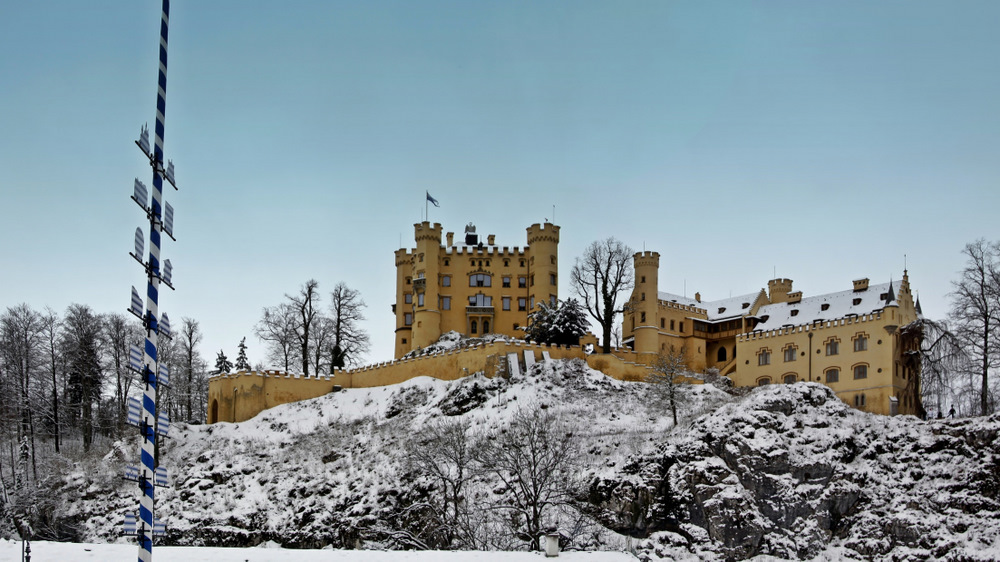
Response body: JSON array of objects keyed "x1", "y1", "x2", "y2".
[
  {"x1": 392, "y1": 221, "x2": 560, "y2": 358},
  {"x1": 623, "y1": 251, "x2": 923, "y2": 416}
]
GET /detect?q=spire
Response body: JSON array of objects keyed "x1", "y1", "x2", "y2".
[
  {"x1": 885, "y1": 277, "x2": 896, "y2": 305},
  {"x1": 915, "y1": 295, "x2": 923, "y2": 315}
]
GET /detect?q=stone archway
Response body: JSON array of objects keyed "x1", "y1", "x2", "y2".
[{"x1": 209, "y1": 399, "x2": 219, "y2": 424}]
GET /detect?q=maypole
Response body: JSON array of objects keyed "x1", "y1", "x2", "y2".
[{"x1": 123, "y1": 1, "x2": 177, "y2": 560}]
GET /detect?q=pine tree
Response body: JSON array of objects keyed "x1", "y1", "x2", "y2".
[
  {"x1": 234, "y1": 337, "x2": 250, "y2": 372},
  {"x1": 215, "y1": 350, "x2": 233, "y2": 374},
  {"x1": 524, "y1": 298, "x2": 589, "y2": 346}
]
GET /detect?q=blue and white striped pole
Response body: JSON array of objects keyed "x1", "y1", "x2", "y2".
[{"x1": 138, "y1": 2, "x2": 170, "y2": 560}]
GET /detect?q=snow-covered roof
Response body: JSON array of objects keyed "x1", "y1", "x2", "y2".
[
  {"x1": 751, "y1": 280, "x2": 901, "y2": 332},
  {"x1": 657, "y1": 291, "x2": 762, "y2": 321}
]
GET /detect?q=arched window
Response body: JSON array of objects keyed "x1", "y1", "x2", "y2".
[
  {"x1": 717, "y1": 347, "x2": 727, "y2": 363},
  {"x1": 784, "y1": 346, "x2": 797, "y2": 362},
  {"x1": 854, "y1": 334, "x2": 868, "y2": 352},
  {"x1": 825, "y1": 368, "x2": 839, "y2": 383},
  {"x1": 854, "y1": 394, "x2": 867, "y2": 407},
  {"x1": 757, "y1": 377, "x2": 771, "y2": 386},
  {"x1": 469, "y1": 273, "x2": 492, "y2": 287},
  {"x1": 853, "y1": 364, "x2": 868, "y2": 379},
  {"x1": 783, "y1": 374, "x2": 797, "y2": 384},
  {"x1": 470, "y1": 320, "x2": 478, "y2": 334},
  {"x1": 483, "y1": 320, "x2": 490, "y2": 333},
  {"x1": 758, "y1": 349, "x2": 771, "y2": 366},
  {"x1": 826, "y1": 339, "x2": 840, "y2": 356}
]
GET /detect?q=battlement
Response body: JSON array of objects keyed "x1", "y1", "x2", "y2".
[
  {"x1": 634, "y1": 251, "x2": 660, "y2": 268},
  {"x1": 526, "y1": 222, "x2": 560, "y2": 244},
  {"x1": 658, "y1": 298, "x2": 707, "y2": 315},
  {"x1": 414, "y1": 221, "x2": 443, "y2": 243},
  {"x1": 737, "y1": 311, "x2": 883, "y2": 343}
]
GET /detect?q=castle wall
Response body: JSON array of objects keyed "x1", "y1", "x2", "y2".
[{"x1": 208, "y1": 340, "x2": 665, "y2": 424}]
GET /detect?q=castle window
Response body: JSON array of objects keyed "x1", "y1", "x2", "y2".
[
  {"x1": 470, "y1": 274, "x2": 492, "y2": 287},
  {"x1": 742, "y1": 302, "x2": 750, "y2": 309},
  {"x1": 518, "y1": 297, "x2": 527, "y2": 311},
  {"x1": 419, "y1": 254, "x2": 424, "y2": 262},
  {"x1": 440, "y1": 296, "x2": 451, "y2": 310},
  {"x1": 821, "y1": 303, "x2": 830, "y2": 311},
  {"x1": 550, "y1": 295, "x2": 557, "y2": 306},
  {"x1": 518, "y1": 276, "x2": 527, "y2": 288},
  {"x1": 468, "y1": 294, "x2": 492, "y2": 307},
  {"x1": 853, "y1": 298, "x2": 862, "y2": 306},
  {"x1": 826, "y1": 339, "x2": 840, "y2": 356},
  {"x1": 486, "y1": 260, "x2": 490, "y2": 267},
  {"x1": 757, "y1": 377, "x2": 771, "y2": 386},
  {"x1": 531, "y1": 275, "x2": 535, "y2": 286},
  {"x1": 854, "y1": 335, "x2": 868, "y2": 352},
  {"x1": 406, "y1": 277, "x2": 411, "y2": 285},
  {"x1": 550, "y1": 256, "x2": 556, "y2": 265},
  {"x1": 661, "y1": 319, "x2": 665, "y2": 329},
  {"x1": 442, "y1": 275, "x2": 451, "y2": 287},
  {"x1": 717, "y1": 347, "x2": 727, "y2": 362},
  {"x1": 854, "y1": 365, "x2": 868, "y2": 380},
  {"x1": 417, "y1": 293, "x2": 424, "y2": 307},
  {"x1": 404, "y1": 293, "x2": 413, "y2": 304},
  {"x1": 503, "y1": 276, "x2": 511, "y2": 288},
  {"x1": 530, "y1": 296, "x2": 535, "y2": 309},
  {"x1": 444, "y1": 259, "x2": 449, "y2": 266},
  {"x1": 641, "y1": 312, "x2": 646, "y2": 323},
  {"x1": 641, "y1": 276, "x2": 646, "y2": 283},
  {"x1": 502, "y1": 297, "x2": 511, "y2": 311},
  {"x1": 718, "y1": 307, "x2": 726, "y2": 314},
  {"x1": 679, "y1": 322, "x2": 685, "y2": 333},
  {"x1": 790, "y1": 309, "x2": 799, "y2": 317},
  {"x1": 826, "y1": 369, "x2": 839, "y2": 383},
  {"x1": 854, "y1": 394, "x2": 866, "y2": 407},
  {"x1": 758, "y1": 350, "x2": 771, "y2": 366},
  {"x1": 404, "y1": 313, "x2": 412, "y2": 326},
  {"x1": 670, "y1": 320, "x2": 675, "y2": 331},
  {"x1": 783, "y1": 374, "x2": 797, "y2": 384},
  {"x1": 483, "y1": 320, "x2": 490, "y2": 333},
  {"x1": 470, "y1": 320, "x2": 477, "y2": 334},
  {"x1": 641, "y1": 293, "x2": 646, "y2": 301},
  {"x1": 402, "y1": 338, "x2": 407, "y2": 344},
  {"x1": 520, "y1": 259, "x2": 525, "y2": 267},
  {"x1": 504, "y1": 259, "x2": 509, "y2": 267},
  {"x1": 784, "y1": 347, "x2": 797, "y2": 362},
  {"x1": 550, "y1": 273, "x2": 557, "y2": 285}
]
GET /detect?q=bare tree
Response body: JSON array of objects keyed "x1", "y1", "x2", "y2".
[
  {"x1": 178, "y1": 318, "x2": 203, "y2": 422},
  {"x1": 255, "y1": 302, "x2": 299, "y2": 372},
  {"x1": 404, "y1": 418, "x2": 478, "y2": 549},
  {"x1": 39, "y1": 308, "x2": 62, "y2": 453},
  {"x1": 328, "y1": 282, "x2": 370, "y2": 369},
  {"x1": 648, "y1": 345, "x2": 687, "y2": 427},
  {"x1": 949, "y1": 239, "x2": 1000, "y2": 416},
  {"x1": 0, "y1": 304, "x2": 44, "y2": 481},
  {"x1": 475, "y1": 407, "x2": 580, "y2": 550},
  {"x1": 103, "y1": 312, "x2": 141, "y2": 438},
  {"x1": 571, "y1": 238, "x2": 634, "y2": 354},
  {"x1": 289, "y1": 279, "x2": 321, "y2": 376},
  {"x1": 308, "y1": 316, "x2": 334, "y2": 376}
]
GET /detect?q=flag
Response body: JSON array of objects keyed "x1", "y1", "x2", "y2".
[{"x1": 426, "y1": 191, "x2": 440, "y2": 207}]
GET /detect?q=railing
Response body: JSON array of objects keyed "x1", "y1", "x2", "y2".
[{"x1": 466, "y1": 306, "x2": 494, "y2": 314}]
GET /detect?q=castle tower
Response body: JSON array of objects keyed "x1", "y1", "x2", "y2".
[
  {"x1": 525, "y1": 223, "x2": 560, "y2": 312},
  {"x1": 393, "y1": 248, "x2": 414, "y2": 358},
  {"x1": 412, "y1": 222, "x2": 443, "y2": 350},
  {"x1": 767, "y1": 278, "x2": 794, "y2": 303},
  {"x1": 632, "y1": 251, "x2": 660, "y2": 355}
]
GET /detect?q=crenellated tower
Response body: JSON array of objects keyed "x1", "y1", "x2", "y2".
[
  {"x1": 525, "y1": 222, "x2": 560, "y2": 311},
  {"x1": 632, "y1": 251, "x2": 660, "y2": 355},
  {"x1": 412, "y1": 222, "x2": 443, "y2": 350}
]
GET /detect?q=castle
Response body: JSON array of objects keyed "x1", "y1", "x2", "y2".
[
  {"x1": 392, "y1": 221, "x2": 560, "y2": 358},
  {"x1": 206, "y1": 223, "x2": 923, "y2": 423},
  {"x1": 624, "y1": 251, "x2": 923, "y2": 416}
]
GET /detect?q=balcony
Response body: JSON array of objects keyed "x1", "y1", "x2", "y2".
[
  {"x1": 466, "y1": 306, "x2": 494, "y2": 315},
  {"x1": 413, "y1": 278, "x2": 426, "y2": 292}
]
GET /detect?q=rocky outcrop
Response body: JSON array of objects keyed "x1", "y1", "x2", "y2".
[{"x1": 597, "y1": 383, "x2": 1000, "y2": 560}]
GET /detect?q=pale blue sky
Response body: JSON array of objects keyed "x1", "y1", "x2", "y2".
[{"x1": 2, "y1": 1, "x2": 999, "y2": 368}]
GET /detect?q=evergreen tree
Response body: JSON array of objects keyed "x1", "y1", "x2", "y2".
[
  {"x1": 234, "y1": 337, "x2": 250, "y2": 372},
  {"x1": 524, "y1": 298, "x2": 589, "y2": 346},
  {"x1": 214, "y1": 350, "x2": 233, "y2": 374}
]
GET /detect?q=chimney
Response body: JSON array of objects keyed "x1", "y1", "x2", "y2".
[
  {"x1": 446, "y1": 232, "x2": 454, "y2": 247},
  {"x1": 853, "y1": 278, "x2": 869, "y2": 292},
  {"x1": 487, "y1": 234, "x2": 495, "y2": 246},
  {"x1": 694, "y1": 292, "x2": 701, "y2": 303}
]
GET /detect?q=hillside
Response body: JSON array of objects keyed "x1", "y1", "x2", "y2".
[{"x1": 53, "y1": 357, "x2": 999, "y2": 561}]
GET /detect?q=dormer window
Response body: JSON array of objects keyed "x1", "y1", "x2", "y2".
[
  {"x1": 742, "y1": 302, "x2": 750, "y2": 309},
  {"x1": 718, "y1": 307, "x2": 726, "y2": 314},
  {"x1": 790, "y1": 309, "x2": 799, "y2": 316},
  {"x1": 853, "y1": 298, "x2": 862, "y2": 306},
  {"x1": 821, "y1": 303, "x2": 830, "y2": 311}
]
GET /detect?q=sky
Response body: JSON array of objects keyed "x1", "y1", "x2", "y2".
[{"x1": 2, "y1": 1, "x2": 999, "y2": 370}]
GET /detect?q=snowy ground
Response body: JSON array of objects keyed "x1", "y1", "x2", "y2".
[{"x1": 0, "y1": 541, "x2": 637, "y2": 562}]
